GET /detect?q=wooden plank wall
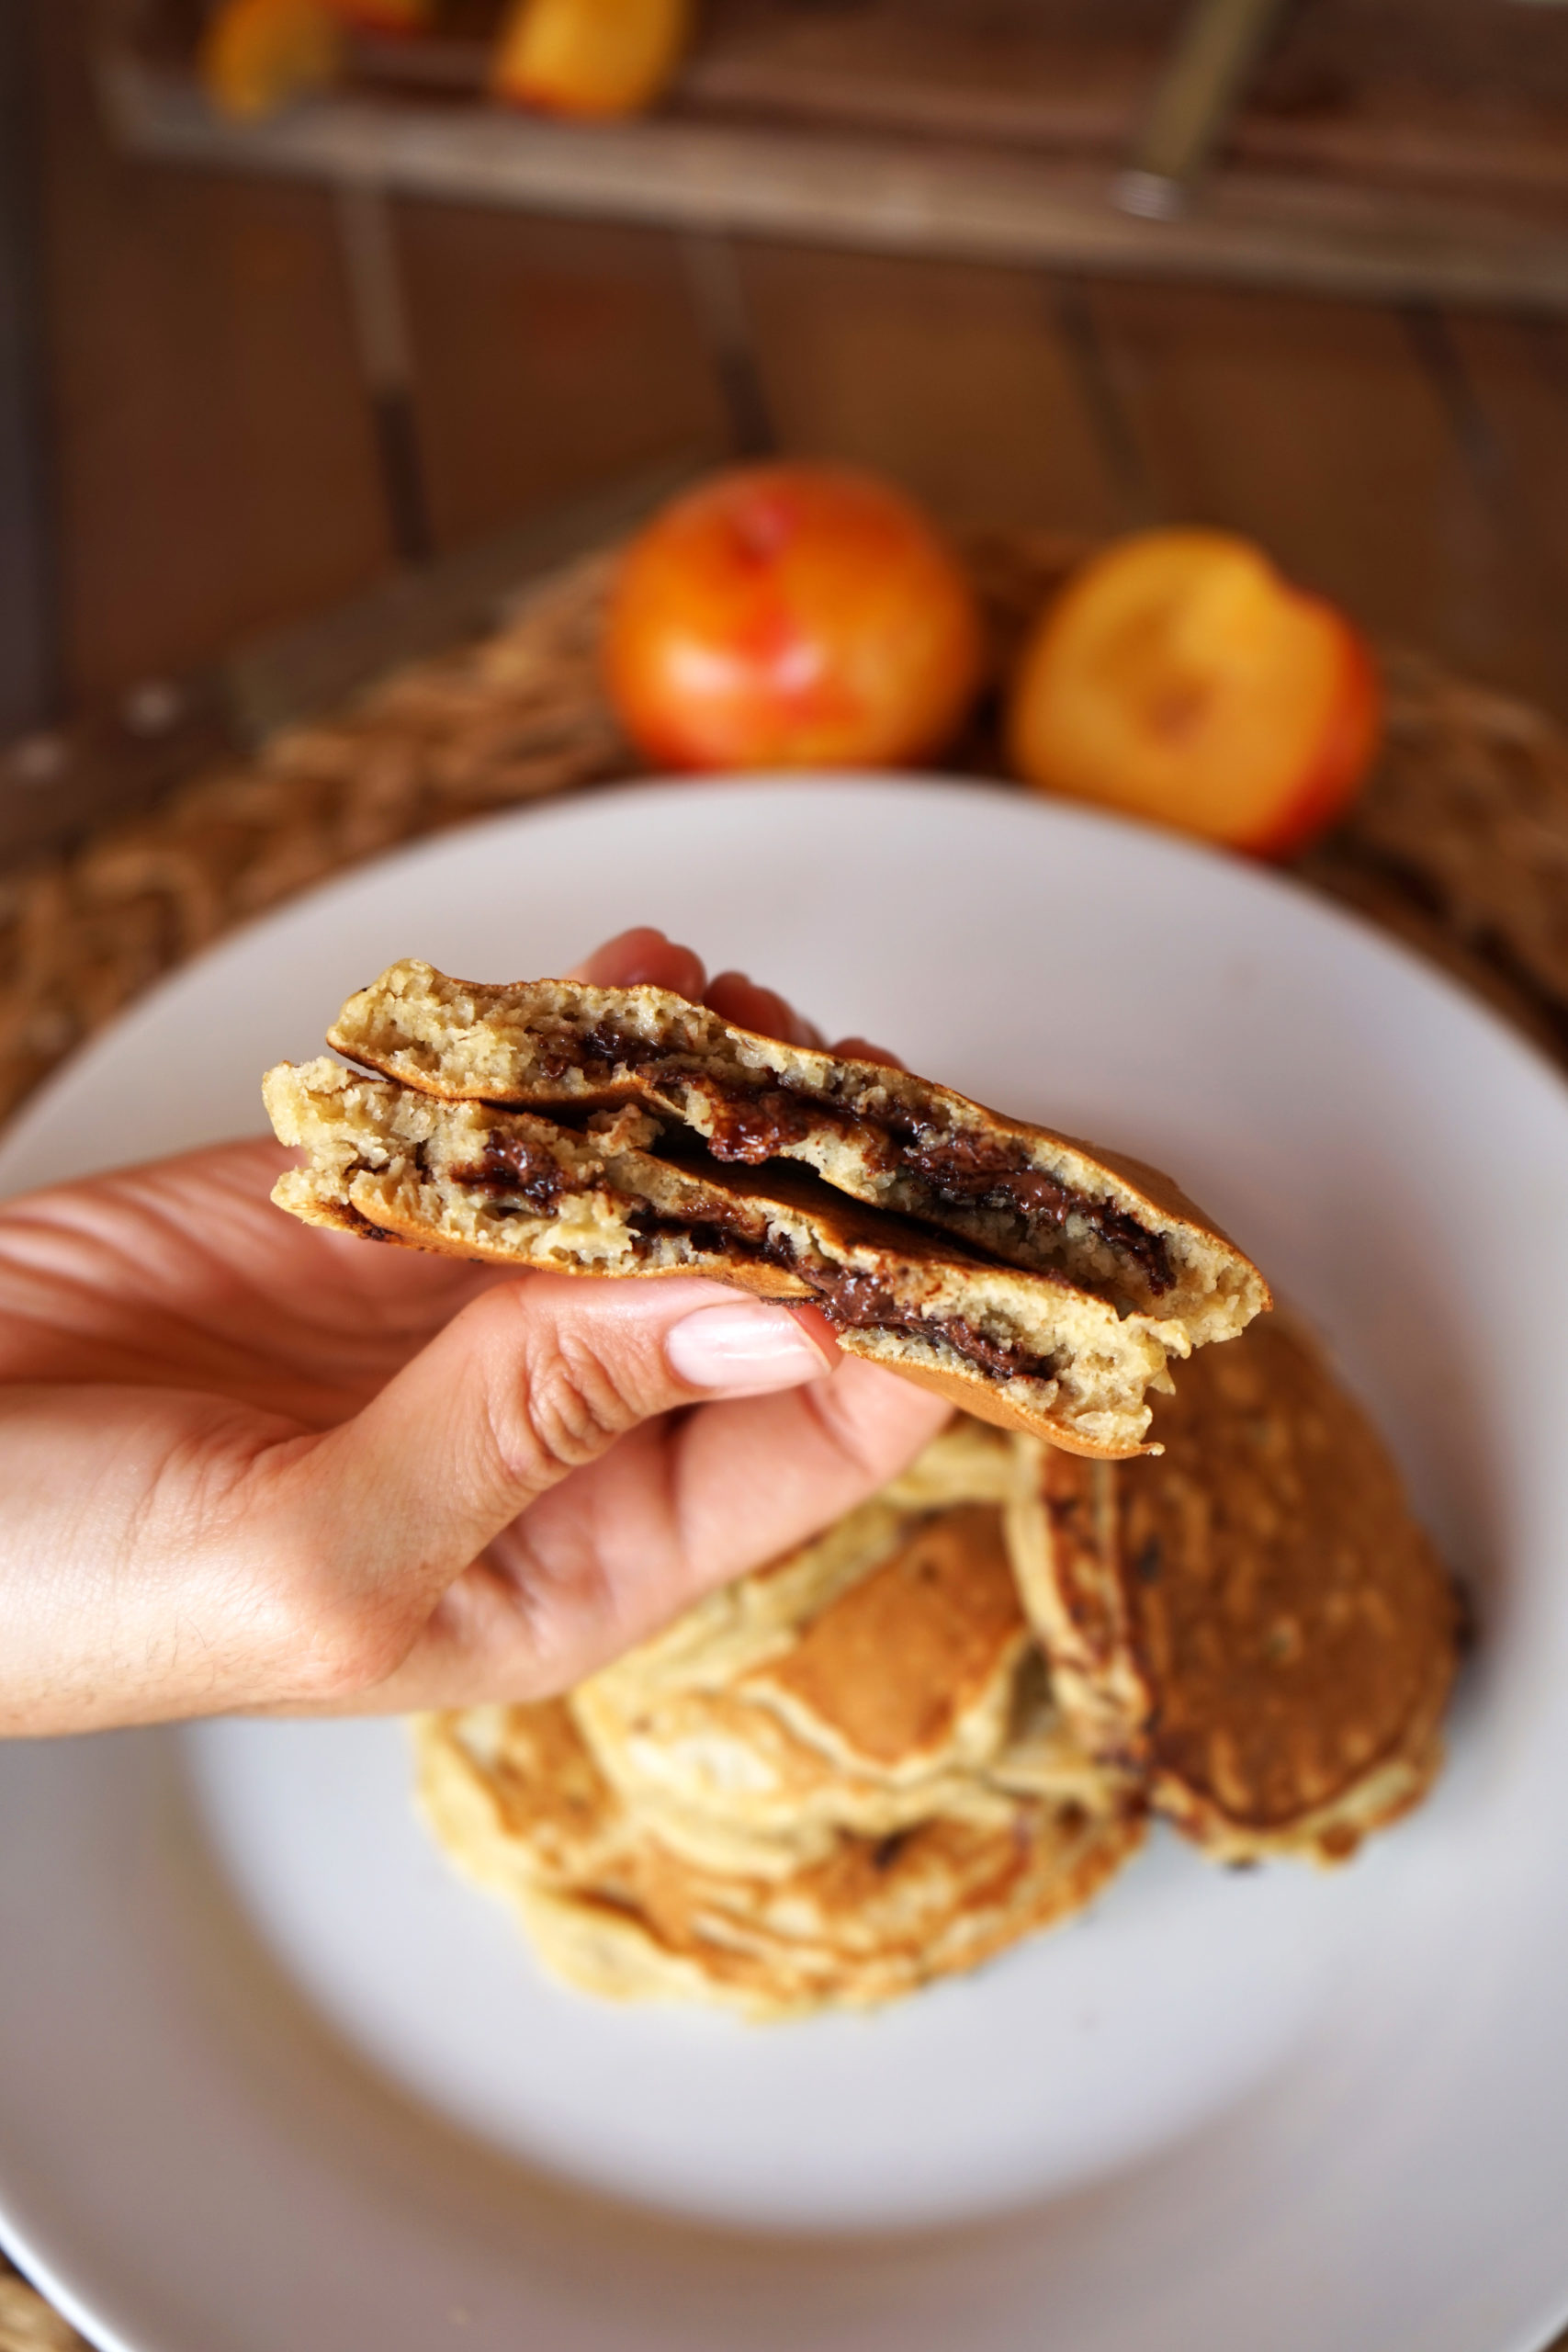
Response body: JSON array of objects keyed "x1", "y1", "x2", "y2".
[
  {"x1": 23, "y1": 0, "x2": 1568, "y2": 742},
  {"x1": 31, "y1": 0, "x2": 391, "y2": 702},
  {"x1": 392, "y1": 204, "x2": 727, "y2": 550},
  {"x1": 0, "y1": 0, "x2": 56, "y2": 738}
]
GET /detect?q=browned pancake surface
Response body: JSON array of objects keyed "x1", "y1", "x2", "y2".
[
  {"x1": 745, "y1": 1504, "x2": 1027, "y2": 1773},
  {"x1": 1028, "y1": 1319, "x2": 1461, "y2": 1859}
]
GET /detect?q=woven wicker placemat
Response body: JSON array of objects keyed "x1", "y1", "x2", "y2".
[
  {"x1": 3, "y1": 528, "x2": 1568, "y2": 1123},
  {"x1": 3, "y1": 527, "x2": 1568, "y2": 1136},
  {"x1": 4, "y1": 527, "x2": 1568, "y2": 2352}
]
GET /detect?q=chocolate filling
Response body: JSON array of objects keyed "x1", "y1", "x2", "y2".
[
  {"x1": 700, "y1": 1085, "x2": 824, "y2": 1161},
  {"x1": 433, "y1": 1131, "x2": 1061, "y2": 1391},
  {"x1": 626, "y1": 1208, "x2": 1060, "y2": 1388},
  {"x1": 575, "y1": 1021, "x2": 667, "y2": 1077},
  {"x1": 450, "y1": 1134, "x2": 583, "y2": 1211},
  {"x1": 892, "y1": 1125, "x2": 1174, "y2": 1296},
  {"x1": 558, "y1": 1025, "x2": 1173, "y2": 1295}
]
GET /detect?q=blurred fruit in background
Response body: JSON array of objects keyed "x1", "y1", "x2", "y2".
[
  {"x1": 200, "y1": 0, "x2": 342, "y2": 119},
  {"x1": 325, "y1": 0, "x2": 433, "y2": 30},
  {"x1": 493, "y1": 0, "x2": 693, "y2": 119},
  {"x1": 604, "y1": 464, "x2": 983, "y2": 772},
  {"x1": 1007, "y1": 529, "x2": 1380, "y2": 859},
  {"x1": 203, "y1": 0, "x2": 692, "y2": 123}
]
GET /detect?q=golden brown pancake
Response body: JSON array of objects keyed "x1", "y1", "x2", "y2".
[
  {"x1": 568, "y1": 1680, "x2": 986, "y2": 1874},
  {"x1": 569, "y1": 1474, "x2": 1116, "y2": 1874},
  {"x1": 284, "y1": 958, "x2": 1269, "y2": 1450},
  {"x1": 414, "y1": 1420, "x2": 1145, "y2": 2016},
  {"x1": 326, "y1": 959, "x2": 1268, "y2": 1340},
  {"x1": 572, "y1": 1449, "x2": 1055, "y2": 1863},
  {"x1": 415, "y1": 1699, "x2": 1144, "y2": 2021},
  {"x1": 581, "y1": 1417, "x2": 1021, "y2": 1723},
  {"x1": 412, "y1": 1344, "x2": 1460, "y2": 2025},
  {"x1": 418, "y1": 1698, "x2": 626, "y2": 1889},
  {"x1": 740, "y1": 1504, "x2": 1030, "y2": 1781},
  {"x1": 265, "y1": 1056, "x2": 1199, "y2": 1454},
  {"x1": 570, "y1": 1674, "x2": 1122, "y2": 1882},
  {"x1": 1010, "y1": 1318, "x2": 1462, "y2": 1862}
]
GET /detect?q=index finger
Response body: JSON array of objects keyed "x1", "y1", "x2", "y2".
[
  {"x1": 566, "y1": 926, "x2": 706, "y2": 997},
  {"x1": 565, "y1": 929, "x2": 903, "y2": 1067}
]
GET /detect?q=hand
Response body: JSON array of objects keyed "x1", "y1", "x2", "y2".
[{"x1": 0, "y1": 930, "x2": 945, "y2": 1736}]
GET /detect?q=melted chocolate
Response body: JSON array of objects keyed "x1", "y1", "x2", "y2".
[
  {"x1": 562, "y1": 1023, "x2": 1173, "y2": 1295},
  {"x1": 340, "y1": 1200, "x2": 399, "y2": 1243},
  {"x1": 578, "y1": 1021, "x2": 665, "y2": 1075},
  {"x1": 450, "y1": 1135, "x2": 580, "y2": 1210},
  {"x1": 626, "y1": 1206, "x2": 1059, "y2": 1388},
  {"x1": 795, "y1": 1261, "x2": 1060, "y2": 1385},
  {"x1": 700, "y1": 1086, "x2": 822, "y2": 1163},
  {"x1": 893, "y1": 1125, "x2": 1175, "y2": 1295}
]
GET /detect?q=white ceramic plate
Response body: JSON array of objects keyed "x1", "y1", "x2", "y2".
[{"x1": 2, "y1": 777, "x2": 1566, "y2": 2352}]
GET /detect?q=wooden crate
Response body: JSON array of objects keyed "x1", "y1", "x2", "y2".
[{"x1": 103, "y1": 0, "x2": 1568, "y2": 311}]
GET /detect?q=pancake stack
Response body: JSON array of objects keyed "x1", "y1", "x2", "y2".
[
  {"x1": 416, "y1": 1319, "x2": 1463, "y2": 2017},
  {"x1": 416, "y1": 1420, "x2": 1145, "y2": 2021}
]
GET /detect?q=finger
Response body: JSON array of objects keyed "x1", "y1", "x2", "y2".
[
  {"x1": 830, "y1": 1035, "x2": 905, "y2": 1070},
  {"x1": 667, "y1": 1355, "x2": 951, "y2": 1590},
  {"x1": 705, "y1": 969, "x2": 826, "y2": 1048},
  {"x1": 335, "y1": 1359, "x2": 954, "y2": 1709},
  {"x1": 567, "y1": 926, "x2": 706, "y2": 997},
  {"x1": 268, "y1": 1274, "x2": 840, "y2": 1690},
  {"x1": 565, "y1": 933, "x2": 842, "y2": 1057}
]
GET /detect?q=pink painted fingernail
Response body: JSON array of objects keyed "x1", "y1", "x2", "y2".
[{"x1": 666, "y1": 1303, "x2": 832, "y2": 1394}]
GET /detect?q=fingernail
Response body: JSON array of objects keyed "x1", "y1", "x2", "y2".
[{"x1": 666, "y1": 1302, "x2": 831, "y2": 1395}]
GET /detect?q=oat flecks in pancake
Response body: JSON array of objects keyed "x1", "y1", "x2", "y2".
[
  {"x1": 326, "y1": 957, "x2": 1269, "y2": 1343},
  {"x1": 264, "y1": 1055, "x2": 1192, "y2": 1457},
  {"x1": 1012, "y1": 1319, "x2": 1463, "y2": 1863}
]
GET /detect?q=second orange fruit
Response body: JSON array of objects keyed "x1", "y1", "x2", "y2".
[
  {"x1": 493, "y1": 0, "x2": 692, "y2": 118},
  {"x1": 1008, "y1": 529, "x2": 1380, "y2": 859}
]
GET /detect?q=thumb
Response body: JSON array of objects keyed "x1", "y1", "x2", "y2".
[{"x1": 273, "y1": 1273, "x2": 837, "y2": 1672}]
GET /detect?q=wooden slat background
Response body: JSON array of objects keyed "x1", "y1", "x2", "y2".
[
  {"x1": 394, "y1": 204, "x2": 728, "y2": 550},
  {"x1": 31, "y1": 1, "x2": 392, "y2": 702},
  {"x1": 20, "y1": 0, "x2": 1568, "y2": 795}
]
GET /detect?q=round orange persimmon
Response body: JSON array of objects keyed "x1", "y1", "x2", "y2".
[
  {"x1": 492, "y1": 0, "x2": 692, "y2": 119},
  {"x1": 1007, "y1": 528, "x2": 1381, "y2": 859},
  {"x1": 604, "y1": 464, "x2": 984, "y2": 772}
]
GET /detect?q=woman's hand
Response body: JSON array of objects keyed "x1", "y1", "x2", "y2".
[{"x1": 0, "y1": 930, "x2": 946, "y2": 1736}]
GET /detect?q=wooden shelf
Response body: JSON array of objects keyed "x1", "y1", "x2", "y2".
[{"x1": 99, "y1": 2, "x2": 1568, "y2": 313}]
